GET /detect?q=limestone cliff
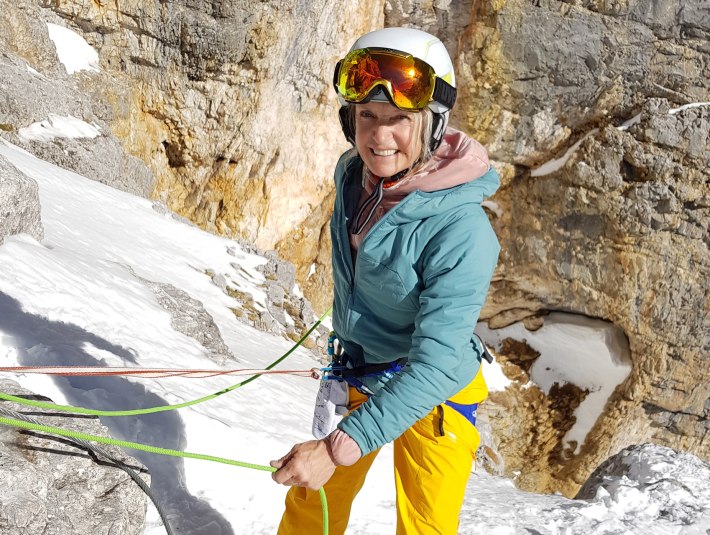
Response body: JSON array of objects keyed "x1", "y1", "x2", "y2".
[
  {"x1": 453, "y1": 0, "x2": 709, "y2": 496},
  {"x1": 19, "y1": 0, "x2": 383, "y2": 307}
]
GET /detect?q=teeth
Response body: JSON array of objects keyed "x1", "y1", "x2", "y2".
[{"x1": 373, "y1": 149, "x2": 396, "y2": 156}]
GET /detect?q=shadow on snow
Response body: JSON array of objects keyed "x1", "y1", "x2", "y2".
[{"x1": 0, "y1": 291, "x2": 235, "y2": 535}]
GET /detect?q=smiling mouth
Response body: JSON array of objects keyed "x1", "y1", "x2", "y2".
[{"x1": 371, "y1": 149, "x2": 397, "y2": 156}]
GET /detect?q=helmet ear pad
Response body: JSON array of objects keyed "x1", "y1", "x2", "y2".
[
  {"x1": 430, "y1": 112, "x2": 448, "y2": 152},
  {"x1": 339, "y1": 106, "x2": 355, "y2": 146}
]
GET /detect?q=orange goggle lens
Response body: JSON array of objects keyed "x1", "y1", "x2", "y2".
[{"x1": 335, "y1": 49, "x2": 437, "y2": 111}]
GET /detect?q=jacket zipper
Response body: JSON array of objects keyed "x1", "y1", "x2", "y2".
[
  {"x1": 338, "y1": 170, "x2": 357, "y2": 336},
  {"x1": 338, "y1": 169, "x2": 419, "y2": 337}
]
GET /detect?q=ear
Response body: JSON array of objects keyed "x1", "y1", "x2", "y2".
[{"x1": 339, "y1": 106, "x2": 355, "y2": 145}]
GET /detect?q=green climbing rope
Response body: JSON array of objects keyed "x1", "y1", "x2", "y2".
[
  {"x1": 0, "y1": 307, "x2": 332, "y2": 417},
  {"x1": 0, "y1": 307, "x2": 333, "y2": 533},
  {"x1": 0, "y1": 414, "x2": 328, "y2": 535}
]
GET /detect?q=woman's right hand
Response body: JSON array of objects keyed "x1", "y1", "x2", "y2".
[
  {"x1": 270, "y1": 439, "x2": 337, "y2": 490},
  {"x1": 270, "y1": 430, "x2": 362, "y2": 490}
]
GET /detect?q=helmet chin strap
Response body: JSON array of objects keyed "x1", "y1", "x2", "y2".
[{"x1": 382, "y1": 158, "x2": 421, "y2": 185}]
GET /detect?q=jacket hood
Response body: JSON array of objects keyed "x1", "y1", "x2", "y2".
[
  {"x1": 349, "y1": 128, "x2": 499, "y2": 247},
  {"x1": 380, "y1": 127, "x2": 491, "y2": 196},
  {"x1": 384, "y1": 165, "x2": 499, "y2": 225}
]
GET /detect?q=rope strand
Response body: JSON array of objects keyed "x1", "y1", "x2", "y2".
[
  {"x1": 0, "y1": 308, "x2": 333, "y2": 533},
  {"x1": 0, "y1": 366, "x2": 318, "y2": 379},
  {"x1": 0, "y1": 307, "x2": 331, "y2": 417},
  {"x1": 0, "y1": 413, "x2": 328, "y2": 535}
]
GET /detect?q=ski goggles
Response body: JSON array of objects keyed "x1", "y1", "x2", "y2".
[{"x1": 333, "y1": 48, "x2": 456, "y2": 111}]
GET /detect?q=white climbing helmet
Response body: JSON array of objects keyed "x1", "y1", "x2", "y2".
[{"x1": 333, "y1": 27, "x2": 457, "y2": 149}]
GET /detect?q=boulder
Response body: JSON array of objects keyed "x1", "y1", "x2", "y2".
[
  {"x1": 0, "y1": 379, "x2": 149, "y2": 535},
  {"x1": 0, "y1": 154, "x2": 43, "y2": 245}
]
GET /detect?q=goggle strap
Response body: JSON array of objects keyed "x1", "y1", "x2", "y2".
[{"x1": 432, "y1": 77, "x2": 457, "y2": 110}]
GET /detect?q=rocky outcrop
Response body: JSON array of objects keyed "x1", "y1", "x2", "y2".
[
  {"x1": 0, "y1": 7, "x2": 155, "y2": 197},
  {"x1": 575, "y1": 443, "x2": 710, "y2": 530},
  {"x1": 0, "y1": 379, "x2": 148, "y2": 535},
  {"x1": 577, "y1": 443, "x2": 710, "y2": 506},
  {"x1": 130, "y1": 266, "x2": 237, "y2": 364},
  {"x1": 0, "y1": 154, "x2": 43, "y2": 245},
  {"x1": 212, "y1": 244, "x2": 329, "y2": 352}
]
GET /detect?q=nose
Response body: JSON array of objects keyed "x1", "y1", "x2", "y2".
[{"x1": 371, "y1": 120, "x2": 393, "y2": 145}]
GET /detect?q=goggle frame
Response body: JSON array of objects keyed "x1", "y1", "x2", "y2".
[{"x1": 333, "y1": 48, "x2": 456, "y2": 112}]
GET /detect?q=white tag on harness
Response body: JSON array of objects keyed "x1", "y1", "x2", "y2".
[{"x1": 311, "y1": 379, "x2": 349, "y2": 439}]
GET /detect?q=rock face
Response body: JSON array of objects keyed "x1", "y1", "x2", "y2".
[
  {"x1": 480, "y1": 98, "x2": 708, "y2": 496},
  {"x1": 478, "y1": 5, "x2": 708, "y2": 492},
  {"x1": 0, "y1": 0, "x2": 383, "y2": 308},
  {"x1": 0, "y1": 7, "x2": 155, "y2": 197},
  {"x1": 455, "y1": 0, "x2": 709, "y2": 168},
  {"x1": 0, "y1": 154, "x2": 43, "y2": 245},
  {"x1": 0, "y1": 380, "x2": 148, "y2": 535},
  {"x1": 1, "y1": 0, "x2": 707, "y2": 499}
]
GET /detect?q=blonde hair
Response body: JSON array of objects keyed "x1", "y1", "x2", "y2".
[{"x1": 346, "y1": 105, "x2": 435, "y2": 174}]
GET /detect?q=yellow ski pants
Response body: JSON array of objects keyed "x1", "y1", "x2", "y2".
[{"x1": 277, "y1": 368, "x2": 486, "y2": 534}]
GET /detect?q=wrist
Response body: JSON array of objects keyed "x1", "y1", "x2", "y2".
[
  {"x1": 322, "y1": 437, "x2": 338, "y2": 466},
  {"x1": 326, "y1": 429, "x2": 362, "y2": 466}
]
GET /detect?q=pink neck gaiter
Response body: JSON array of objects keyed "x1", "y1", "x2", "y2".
[{"x1": 349, "y1": 127, "x2": 490, "y2": 252}]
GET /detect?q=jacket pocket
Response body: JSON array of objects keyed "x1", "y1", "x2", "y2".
[{"x1": 355, "y1": 256, "x2": 419, "y2": 312}]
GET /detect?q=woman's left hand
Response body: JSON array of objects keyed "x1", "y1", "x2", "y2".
[{"x1": 270, "y1": 439, "x2": 337, "y2": 490}]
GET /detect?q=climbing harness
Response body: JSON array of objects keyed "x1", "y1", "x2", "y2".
[
  {"x1": 444, "y1": 400, "x2": 479, "y2": 427},
  {"x1": 313, "y1": 331, "x2": 407, "y2": 438},
  {"x1": 319, "y1": 332, "x2": 407, "y2": 396},
  {"x1": 318, "y1": 332, "x2": 487, "y2": 436}
]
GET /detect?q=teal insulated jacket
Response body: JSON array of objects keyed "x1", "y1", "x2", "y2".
[{"x1": 331, "y1": 152, "x2": 501, "y2": 455}]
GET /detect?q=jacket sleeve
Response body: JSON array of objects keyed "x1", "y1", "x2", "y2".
[{"x1": 338, "y1": 208, "x2": 500, "y2": 454}]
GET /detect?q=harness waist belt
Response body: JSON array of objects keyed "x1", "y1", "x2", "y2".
[
  {"x1": 444, "y1": 400, "x2": 478, "y2": 427},
  {"x1": 333, "y1": 358, "x2": 407, "y2": 379}
]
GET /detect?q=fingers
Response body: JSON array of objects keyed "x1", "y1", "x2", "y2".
[
  {"x1": 270, "y1": 440, "x2": 337, "y2": 490},
  {"x1": 270, "y1": 447, "x2": 295, "y2": 483},
  {"x1": 272, "y1": 461, "x2": 314, "y2": 488},
  {"x1": 269, "y1": 455, "x2": 287, "y2": 470},
  {"x1": 272, "y1": 464, "x2": 295, "y2": 485},
  {"x1": 271, "y1": 452, "x2": 306, "y2": 486}
]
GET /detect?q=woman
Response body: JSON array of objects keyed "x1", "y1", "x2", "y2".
[{"x1": 271, "y1": 27, "x2": 500, "y2": 534}]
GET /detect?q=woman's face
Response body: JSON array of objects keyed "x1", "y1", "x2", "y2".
[{"x1": 354, "y1": 101, "x2": 422, "y2": 178}]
